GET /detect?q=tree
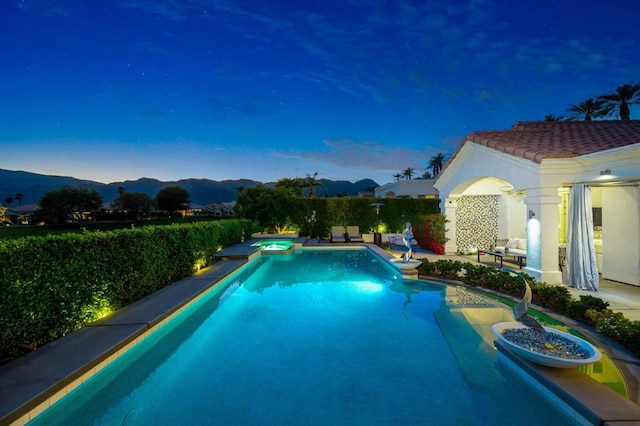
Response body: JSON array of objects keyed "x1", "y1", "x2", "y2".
[
  {"x1": 422, "y1": 171, "x2": 433, "y2": 179},
  {"x1": 402, "y1": 167, "x2": 415, "y2": 180},
  {"x1": 275, "y1": 177, "x2": 304, "y2": 196},
  {"x1": 234, "y1": 184, "x2": 299, "y2": 233},
  {"x1": 567, "y1": 98, "x2": 608, "y2": 121},
  {"x1": 393, "y1": 173, "x2": 402, "y2": 181},
  {"x1": 117, "y1": 186, "x2": 126, "y2": 198},
  {"x1": 5, "y1": 197, "x2": 13, "y2": 207},
  {"x1": 598, "y1": 82, "x2": 640, "y2": 120},
  {"x1": 156, "y1": 186, "x2": 191, "y2": 216},
  {"x1": 303, "y1": 172, "x2": 324, "y2": 197},
  {"x1": 15, "y1": 193, "x2": 23, "y2": 206},
  {"x1": 37, "y1": 186, "x2": 103, "y2": 225},
  {"x1": 427, "y1": 152, "x2": 447, "y2": 177},
  {"x1": 111, "y1": 192, "x2": 155, "y2": 220},
  {"x1": 544, "y1": 114, "x2": 565, "y2": 121}
]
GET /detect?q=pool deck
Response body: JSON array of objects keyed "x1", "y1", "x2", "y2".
[{"x1": 2, "y1": 239, "x2": 640, "y2": 424}]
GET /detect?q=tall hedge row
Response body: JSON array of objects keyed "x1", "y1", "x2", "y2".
[
  {"x1": 0, "y1": 219, "x2": 255, "y2": 363},
  {"x1": 274, "y1": 197, "x2": 441, "y2": 237}
]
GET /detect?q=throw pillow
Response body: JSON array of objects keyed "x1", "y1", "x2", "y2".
[{"x1": 506, "y1": 238, "x2": 519, "y2": 249}]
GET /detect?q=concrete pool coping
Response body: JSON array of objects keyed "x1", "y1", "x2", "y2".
[
  {"x1": 1, "y1": 240, "x2": 640, "y2": 424},
  {"x1": 0, "y1": 259, "x2": 249, "y2": 425},
  {"x1": 495, "y1": 340, "x2": 640, "y2": 425}
]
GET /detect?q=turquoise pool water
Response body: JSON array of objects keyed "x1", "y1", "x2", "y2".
[
  {"x1": 250, "y1": 239, "x2": 294, "y2": 251},
  {"x1": 32, "y1": 248, "x2": 573, "y2": 425}
]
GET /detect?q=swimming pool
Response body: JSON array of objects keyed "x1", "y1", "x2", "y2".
[{"x1": 32, "y1": 248, "x2": 580, "y2": 425}]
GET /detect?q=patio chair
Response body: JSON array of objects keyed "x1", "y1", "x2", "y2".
[
  {"x1": 331, "y1": 226, "x2": 346, "y2": 243},
  {"x1": 346, "y1": 226, "x2": 364, "y2": 242}
]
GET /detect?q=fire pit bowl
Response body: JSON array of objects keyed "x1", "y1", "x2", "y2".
[{"x1": 492, "y1": 322, "x2": 601, "y2": 368}]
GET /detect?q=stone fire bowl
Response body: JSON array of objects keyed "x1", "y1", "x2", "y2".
[{"x1": 492, "y1": 322, "x2": 602, "y2": 368}]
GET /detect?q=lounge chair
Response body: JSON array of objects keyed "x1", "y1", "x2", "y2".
[
  {"x1": 331, "y1": 226, "x2": 346, "y2": 243},
  {"x1": 346, "y1": 226, "x2": 364, "y2": 242}
]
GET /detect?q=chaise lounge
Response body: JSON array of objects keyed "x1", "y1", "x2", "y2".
[
  {"x1": 330, "y1": 226, "x2": 346, "y2": 243},
  {"x1": 346, "y1": 226, "x2": 364, "y2": 242}
]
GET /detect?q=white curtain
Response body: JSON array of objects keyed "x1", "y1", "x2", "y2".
[{"x1": 564, "y1": 184, "x2": 599, "y2": 291}]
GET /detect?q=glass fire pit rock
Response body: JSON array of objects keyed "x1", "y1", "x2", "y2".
[{"x1": 492, "y1": 322, "x2": 601, "y2": 368}]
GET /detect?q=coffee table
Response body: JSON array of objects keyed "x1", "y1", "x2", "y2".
[{"x1": 477, "y1": 250, "x2": 503, "y2": 268}]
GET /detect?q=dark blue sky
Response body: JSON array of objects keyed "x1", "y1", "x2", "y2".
[{"x1": 2, "y1": 0, "x2": 639, "y2": 184}]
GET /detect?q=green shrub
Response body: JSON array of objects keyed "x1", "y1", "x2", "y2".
[
  {"x1": 530, "y1": 282, "x2": 572, "y2": 314},
  {"x1": 586, "y1": 309, "x2": 640, "y2": 355},
  {"x1": 413, "y1": 214, "x2": 448, "y2": 254},
  {"x1": 432, "y1": 259, "x2": 466, "y2": 280},
  {"x1": 0, "y1": 219, "x2": 255, "y2": 363},
  {"x1": 567, "y1": 295, "x2": 610, "y2": 326},
  {"x1": 235, "y1": 195, "x2": 440, "y2": 238}
]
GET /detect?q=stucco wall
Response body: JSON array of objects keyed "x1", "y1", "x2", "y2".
[{"x1": 505, "y1": 194, "x2": 527, "y2": 239}]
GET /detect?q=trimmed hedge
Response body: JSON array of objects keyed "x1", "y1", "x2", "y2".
[
  {"x1": 0, "y1": 219, "x2": 255, "y2": 363},
  {"x1": 418, "y1": 258, "x2": 640, "y2": 358},
  {"x1": 241, "y1": 196, "x2": 441, "y2": 237}
]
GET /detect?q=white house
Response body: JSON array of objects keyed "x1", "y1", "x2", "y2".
[
  {"x1": 375, "y1": 179, "x2": 439, "y2": 199},
  {"x1": 434, "y1": 120, "x2": 640, "y2": 286}
]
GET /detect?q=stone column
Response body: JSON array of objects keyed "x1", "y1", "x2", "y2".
[
  {"x1": 523, "y1": 187, "x2": 563, "y2": 284},
  {"x1": 442, "y1": 196, "x2": 459, "y2": 254}
]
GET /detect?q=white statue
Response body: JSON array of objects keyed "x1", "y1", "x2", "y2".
[{"x1": 402, "y1": 222, "x2": 413, "y2": 262}]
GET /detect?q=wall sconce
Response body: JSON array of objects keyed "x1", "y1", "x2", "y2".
[
  {"x1": 528, "y1": 210, "x2": 535, "y2": 219},
  {"x1": 600, "y1": 169, "x2": 611, "y2": 176}
]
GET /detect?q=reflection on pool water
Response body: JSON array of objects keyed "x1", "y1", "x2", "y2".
[{"x1": 32, "y1": 248, "x2": 614, "y2": 425}]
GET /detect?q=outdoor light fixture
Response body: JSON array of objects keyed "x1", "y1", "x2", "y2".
[
  {"x1": 370, "y1": 202, "x2": 385, "y2": 246},
  {"x1": 528, "y1": 209, "x2": 535, "y2": 219},
  {"x1": 370, "y1": 203, "x2": 385, "y2": 232}
]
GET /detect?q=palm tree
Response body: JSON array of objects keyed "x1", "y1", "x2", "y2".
[
  {"x1": 303, "y1": 172, "x2": 324, "y2": 197},
  {"x1": 598, "y1": 82, "x2": 640, "y2": 120},
  {"x1": 393, "y1": 173, "x2": 402, "y2": 181},
  {"x1": 427, "y1": 152, "x2": 447, "y2": 177},
  {"x1": 544, "y1": 114, "x2": 566, "y2": 121},
  {"x1": 15, "y1": 193, "x2": 23, "y2": 206},
  {"x1": 118, "y1": 186, "x2": 125, "y2": 198},
  {"x1": 402, "y1": 167, "x2": 415, "y2": 180},
  {"x1": 566, "y1": 98, "x2": 608, "y2": 121},
  {"x1": 5, "y1": 197, "x2": 13, "y2": 207},
  {"x1": 422, "y1": 171, "x2": 432, "y2": 179}
]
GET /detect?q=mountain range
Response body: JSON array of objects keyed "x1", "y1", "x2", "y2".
[{"x1": 0, "y1": 169, "x2": 379, "y2": 207}]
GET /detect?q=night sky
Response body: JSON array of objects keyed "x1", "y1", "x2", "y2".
[{"x1": 2, "y1": 0, "x2": 639, "y2": 185}]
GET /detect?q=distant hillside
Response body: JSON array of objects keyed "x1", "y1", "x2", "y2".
[{"x1": 0, "y1": 169, "x2": 379, "y2": 206}]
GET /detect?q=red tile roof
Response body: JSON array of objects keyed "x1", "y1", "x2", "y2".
[{"x1": 464, "y1": 120, "x2": 640, "y2": 164}]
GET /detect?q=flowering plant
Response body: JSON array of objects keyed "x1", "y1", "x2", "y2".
[{"x1": 414, "y1": 214, "x2": 448, "y2": 254}]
